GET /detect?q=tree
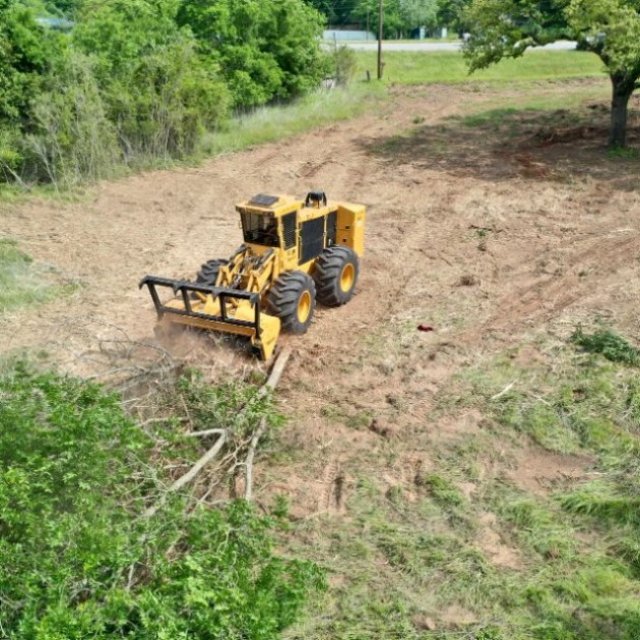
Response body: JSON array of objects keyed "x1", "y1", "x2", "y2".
[
  {"x1": 304, "y1": 0, "x2": 355, "y2": 25},
  {"x1": 353, "y1": 0, "x2": 438, "y2": 38},
  {"x1": 0, "y1": 0, "x2": 54, "y2": 125},
  {"x1": 177, "y1": 0, "x2": 328, "y2": 109},
  {"x1": 437, "y1": 0, "x2": 472, "y2": 33},
  {"x1": 463, "y1": 0, "x2": 640, "y2": 147},
  {"x1": 401, "y1": 0, "x2": 439, "y2": 32},
  {"x1": 73, "y1": 0, "x2": 229, "y2": 157}
]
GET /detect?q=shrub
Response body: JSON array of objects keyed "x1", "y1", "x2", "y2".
[
  {"x1": 177, "y1": 0, "x2": 330, "y2": 109},
  {"x1": 74, "y1": 0, "x2": 230, "y2": 162},
  {"x1": 332, "y1": 45, "x2": 358, "y2": 86},
  {"x1": 22, "y1": 50, "x2": 120, "y2": 186},
  {"x1": 0, "y1": 363, "x2": 324, "y2": 639}
]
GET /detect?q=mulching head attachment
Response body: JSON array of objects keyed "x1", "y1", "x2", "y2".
[{"x1": 139, "y1": 275, "x2": 280, "y2": 360}]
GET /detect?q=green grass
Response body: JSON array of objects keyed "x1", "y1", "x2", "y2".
[
  {"x1": 200, "y1": 83, "x2": 387, "y2": 155},
  {"x1": 283, "y1": 329, "x2": 640, "y2": 639},
  {"x1": 356, "y1": 49, "x2": 607, "y2": 85},
  {"x1": 0, "y1": 238, "x2": 77, "y2": 312}
]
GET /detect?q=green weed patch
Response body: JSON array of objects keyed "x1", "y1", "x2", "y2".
[{"x1": 571, "y1": 327, "x2": 640, "y2": 366}]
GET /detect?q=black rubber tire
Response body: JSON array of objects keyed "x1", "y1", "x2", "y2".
[
  {"x1": 267, "y1": 271, "x2": 316, "y2": 334},
  {"x1": 196, "y1": 259, "x2": 227, "y2": 287},
  {"x1": 313, "y1": 246, "x2": 359, "y2": 307}
]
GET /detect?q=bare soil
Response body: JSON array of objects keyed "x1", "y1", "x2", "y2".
[{"x1": 2, "y1": 79, "x2": 640, "y2": 578}]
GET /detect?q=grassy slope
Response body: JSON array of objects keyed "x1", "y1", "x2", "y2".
[
  {"x1": 283, "y1": 331, "x2": 640, "y2": 639},
  {"x1": 204, "y1": 50, "x2": 606, "y2": 157},
  {"x1": 200, "y1": 83, "x2": 387, "y2": 156},
  {"x1": 278, "y1": 51, "x2": 635, "y2": 640}
]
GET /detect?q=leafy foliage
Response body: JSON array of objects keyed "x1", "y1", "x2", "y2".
[
  {"x1": 351, "y1": 0, "x2": 440, "y2": 38},
  {"x1": 463, "y1": 0, "x2": 640, "y2": 146},
  {"x1": 308, "y1": 0, "x2": 441, "y2": 34},
  {"x1": 0, "y1": 0, "x2": 56, "y2": 125},
  {"x1": 571, "y1": 327, "x2": 640, "y2": 366},
  {"x1": 0, "y1": 0, "x2": 329, "y2": 185},
  {"x1": 437, "y1": 0, "x2": 472, "y2": 31},
  {"x1": 177, "y1": 0, "x2": 329, "y2": 109},
  {"x1": 0, "y1": 363, "x2": 323, "y2": 639}
]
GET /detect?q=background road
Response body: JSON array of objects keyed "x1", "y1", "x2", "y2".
[{"x1": 343, "y1": 40, "x2": 577, "y2": 52}]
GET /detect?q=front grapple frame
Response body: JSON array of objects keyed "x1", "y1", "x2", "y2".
[
  {"x1": 139, "y1": 275, "x2": 279, "y2": 359},
  {"x1": 140, "y1": 275, "x2": 262, "y2": 331}
]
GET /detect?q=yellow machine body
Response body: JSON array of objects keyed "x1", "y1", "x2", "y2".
[{"x1": 140, "y1": 192, "x2": 365, "y2": 359}]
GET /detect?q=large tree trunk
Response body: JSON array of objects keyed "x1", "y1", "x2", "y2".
[{"x1": 609, "y1": 76, "x2": 634, "y2": 148}]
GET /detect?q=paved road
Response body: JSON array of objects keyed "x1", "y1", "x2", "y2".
[{"x1": 344, "y1": 40, "x2": 577, "y2": 52}]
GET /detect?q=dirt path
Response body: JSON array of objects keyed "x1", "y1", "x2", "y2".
[{"x1": 2, "y1": 80, "x2": 639, "y2": 512}]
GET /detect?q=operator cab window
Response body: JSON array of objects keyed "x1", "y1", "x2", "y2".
[{"x1": 241, "y1": 212, "x2": 280, "y2": 247}]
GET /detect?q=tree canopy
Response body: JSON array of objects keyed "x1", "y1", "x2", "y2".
[
  {"x1": 0, "y1": 0, "x2": 330, "y2": 185},
  {"x1": 178, "y1": 0, "x2": 329, "y2": 109},
  {"x1": 306, "y1": 0, "x2": 443, "y2": 35},
  {"x1": 464, "y1": 0, "x2": 640, "y2": 147}
]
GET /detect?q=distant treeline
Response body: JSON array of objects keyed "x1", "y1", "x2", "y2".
[
  {"x1": 306, "y1": 0, "x2": 468, "y2": 38},
  {"x1": 0, "y1": 0, "x2": 330, "y2": 186}
]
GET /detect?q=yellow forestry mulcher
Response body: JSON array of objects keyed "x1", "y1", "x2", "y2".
[{"x1": 140, "y1": 191, "x2": 365, "y2": 360}]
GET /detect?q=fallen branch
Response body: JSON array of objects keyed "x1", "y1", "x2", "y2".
[
  {"x1": 144, "y1": 347, "x2": 292, "y2": 515},
  {"x1": 491, "y1": 381, "x2": 516, "y2": 401},
  {"x1": 256, "y1": 346, "x2": 292, "y2": 397},
  {"x1": 244, "y1": 347, "x2": 292, "y2": 501},
  {"x1": 144, "y1": 431, "x2": 227, "y2": 518},
  {"x1": 186, "y1": 428, "x2": 227, "y2": 438}
]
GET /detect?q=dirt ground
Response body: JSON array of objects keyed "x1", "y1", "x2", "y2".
[{"x1": 2, "y1": 79, "x2": 640, "y2": 543}]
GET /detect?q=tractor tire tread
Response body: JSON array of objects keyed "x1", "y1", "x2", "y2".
[
  {"x1": 267, "y1": 271, "x2": 316, "y2": 334},
  {"x1": 196, "y1": 258, "x2": 227, "y2": 286},
  {"x1": 313, "y1": 245, "x2": 359, "y2": 307}
]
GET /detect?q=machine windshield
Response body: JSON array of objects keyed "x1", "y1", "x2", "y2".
[{"x1": 241, "y1": 212, "x2": 280, "y2": 247}]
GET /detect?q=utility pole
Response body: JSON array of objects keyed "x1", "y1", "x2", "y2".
[{"x1": 377, "y1": 0, "x2": 384, "y2": 79}]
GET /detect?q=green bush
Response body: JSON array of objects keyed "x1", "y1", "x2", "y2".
[
  {"x1": 571, "y1": 328, "x2": 640, "y2": 367},
  {"x1": 74, "y1": 0, "x2": 229, "y2": 162},
  {"x1": 0, "y1": 363, "x2": 324, "y2": 639},
  {"x1": 0, "y1": 0, "x2": 329, "y2": 186},
  {"x1": 177, "y1": 0, "x2": 330, "y2": 109},
  {"x1": 21, "y1": 50, "x2": 120, "y2": 186}
]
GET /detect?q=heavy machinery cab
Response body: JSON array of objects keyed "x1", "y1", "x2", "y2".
[{"x1": 236, "y1": 192, "x2": 365, "y2": 270}]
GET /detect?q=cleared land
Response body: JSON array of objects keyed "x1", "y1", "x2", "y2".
[{"x1": 2, "y1": 53, "x2": 640, "y2": 637}]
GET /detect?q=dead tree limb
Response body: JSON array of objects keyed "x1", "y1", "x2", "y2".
[
  {"x1": 186, "y1": 428, "x2": 227, "y2": 438},
  {"x1": 144, "y1": 431, "x2": 227, "y2": 518},
  {"x1": 244, "y1": 347, "x2": 292, "y2": 501},
  {"x1": 144, "y1": 347, "x2": 292, "y2": 515}
]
